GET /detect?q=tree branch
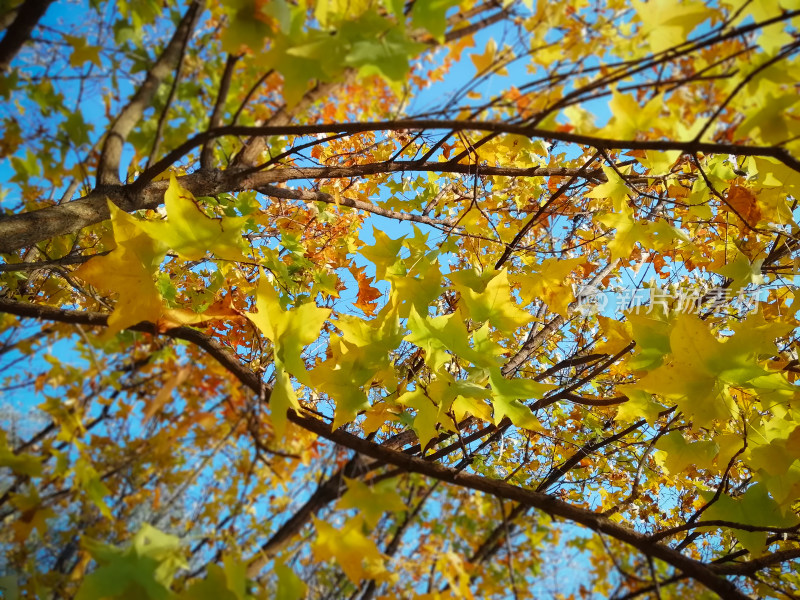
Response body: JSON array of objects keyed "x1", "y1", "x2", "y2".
[
  {"x1": 0, "y1": 161, "x2": 597, "y2": 254},
  {"x1": 200, "y1": 53, "x2": 239, "y2": 169},
  {"x1": 137, "y1": 120, "x2": 800, "y2": 188},
  {"x1": 96, "y1": 0, "x2": 204, "y2": 185},
  {"x1": 258, "y1": 184, "x2": 457, "y2": 228},
  {"x1": 0, "y1": 0, "x2": 54, "y2": 72}
]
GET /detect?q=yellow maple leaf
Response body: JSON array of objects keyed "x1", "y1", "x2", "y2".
[
  {"x1": 598, "y1": 204, "x2": 650, "y2": 260},
  {"x1": 246, "y1": 275, "x2": 330, "y2": 435},
  {"x1": 602, "y1": 91, "x2": 663, "y2": 139},
  {"x1": 139, "y1": 175, "x2": 248, "y2": 262},
  {"x1": 453, "y1": 270, "x2": 533, "y2": 333},
  {"x1": 514, "y1": 257, "x2": 583, "y2": 317},
  {"x1": 587, "y1": 165, "x2": 632, "y2": 211},
  {"x1": 596, "y1": 315, "x2": 633, "y2": 355},
  {"x1": 64, "y1": 35, "x2": 102, "y2": 68},
  {"x1": 75, "y1": 202, "x2": 166, "y2": 334},
  {"x1": 311, "y1": 516, "x2": 393, "y2": 584},
  {"x1": 470, "y1": 39, "x2": 508, "y2": 76},
  {"x1": 632, "y1": 0, "x2": 711, "y2": 54}
]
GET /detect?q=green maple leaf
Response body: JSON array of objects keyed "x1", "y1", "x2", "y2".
[
  {"x1": 220, "y1": 0, "x2": 273, "y2": 54},
  {"x1": 411, "y1": 0, "x2": 458, "y2": 41},
  {"x1": 448, "y1": 268, "x2": 497, "y2": 293},
  {"x1": 275, "y1": 561, "x2": 306, "y2": 600},
  {"x1": 361, "y1": 226, "x2": 406, "y2": 280},
  {"x1": 628, "y1": 313, "x2": 794, "y2": 426},
  {"x1": 388, "y1": 254, "x2": 443, "y2": 318},
  {"x1": 398, "y1": 387, "x2": 439, "y2": 449},
  {"x1": 9, "y1": 488, "x2": 55, "y2": 544},
  {"x1": 0, "y1": 576, "x2": 19, "y2": 600},
  {"x1": 488, "y1": 369, "x2": 550, "y2": 429},
  {"x1": 626, "y1": 312, "x2": 672, "y2": 370},
  {"x1": 0, "y1": 431, "x2": 43, "y2": 477},
  {"x1": 180, "y1": 564, "x2": 238, "y2": 600},
  {"x1": 337, "y1": 477, "x2": 407, "y2": 528},
  {"x1": 344, "y1": 25, "x2": 426, "y2": 81},
  {"x1": 64, "y1": 34, "x2": 102, "y2": 67},
  {"x1": 179, "y1": 554, "x2": 255, "y2": 600},
  {"x1": 701, "y1": 483, "x2": 799, "y2": 555},
  {"x1": 654, "y1": 431, "x2": 718, "y2": 474},
  {"x1": 77, "y1": 525, "x2": 186, "y2": 600},
  {"x1": 712, "y1": 248, "x2": 764, "y2": 291},
  {"x1": 404, "y1": 306, "x2": 500, "y2": 371}
]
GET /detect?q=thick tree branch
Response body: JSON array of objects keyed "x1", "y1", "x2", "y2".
[
  {"x1": 651, "y1": 520, "x2": 800, "y2": 542},
  {"x1": 137, "y1": 120, "x2": 800, "y2": 187},
  {"x1": 0, "y1": 297, "x2": 262, "y2": 394},
  {"x1": 0, "y1": 162, "x2": 596, "y2": 254},
  {"x1": 535, "y1": 420, "x2": 646, "y2": 493},
  {"x1": 289, "y1": 411, "x2": 749, "y2": 600},
  {"x1": 96, "y1": 0, "x2": 204, "y2": 185},
  {"x1": 5, "y1": 116, "x2": 795, "y2": 254},
  {"x1": 0, "y1": 0, "x2": 54, "y2": 72},
  {"x1": 144, "y1": 13, "x2": 196, "y2": 172},
  {"x1": 709, "y1": 547, "x2": 800, "y2": 576}
]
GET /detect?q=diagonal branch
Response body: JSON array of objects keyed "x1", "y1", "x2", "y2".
[
  {"x1": 0, "y1": 0, "x2": 54, "y2": 71},
  {"x1": 96, "y1": 0, "x2": 204, "y2": 185},
  {"x1": 289, "y1": 410, "x2": 750, "y2": 600},
  {"x1": 144, "y1": 14, "x2": 196, "y2": 172},
  {"x1": 200, "y1": 53, "x2": 240, "y2": 169}
]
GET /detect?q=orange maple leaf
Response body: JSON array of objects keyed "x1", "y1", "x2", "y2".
[
  {"x1": 725, "y1": 184, "x2": 762, "y2": 228},
  {"x1": 350, "y1": 266, "x2": 382, "y2": 316}
]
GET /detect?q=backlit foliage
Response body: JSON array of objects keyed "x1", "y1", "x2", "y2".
[{"x1": 1, "y1": 0, "x2": 800, "y2": 598}]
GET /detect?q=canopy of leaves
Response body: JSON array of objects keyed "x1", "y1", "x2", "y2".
[{"x1": 1, "y1": 0, "x2": 800, "y2": 599}]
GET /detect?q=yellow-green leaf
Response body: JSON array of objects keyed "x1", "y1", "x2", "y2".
[{"x1": 140, "y1": 175, "x2": 247, "y2": 262}]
